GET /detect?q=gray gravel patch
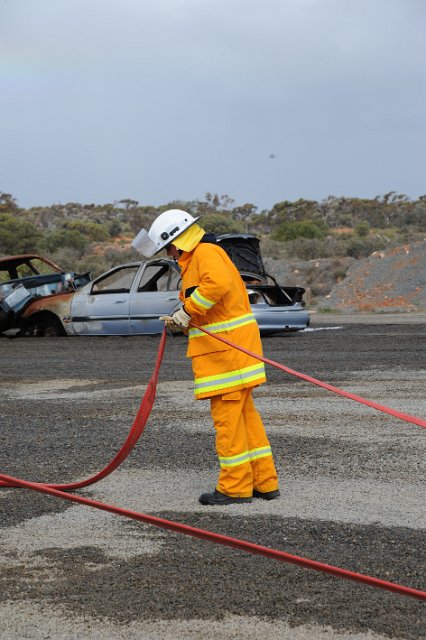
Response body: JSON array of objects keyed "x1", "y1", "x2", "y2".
[
  {"x1": 0, "y1": 603, "x2": 390, "y2": 640},
  {"x1": 0, "y1": 322, "x2": 425, "y2": 639}
]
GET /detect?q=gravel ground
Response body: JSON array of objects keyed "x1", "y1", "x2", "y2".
[{"x1": 0, "y1": 316, "x2": 425, "y2": 639}]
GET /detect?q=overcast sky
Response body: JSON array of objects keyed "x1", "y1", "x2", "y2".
[{"x1": 1, "y1": 0, "x2": 425, "y2": 211}]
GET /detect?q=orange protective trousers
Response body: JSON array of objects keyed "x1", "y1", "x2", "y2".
[{"x1": 210, "y1": 387, "x2": 279, "y2": 498}]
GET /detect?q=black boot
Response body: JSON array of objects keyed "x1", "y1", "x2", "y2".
[
  {"x1": 199, "y1": 489, "x2": 252, "y2": 505},
  {"x1": 253, "y1": 489, "x2": 281, "y2": 500}
]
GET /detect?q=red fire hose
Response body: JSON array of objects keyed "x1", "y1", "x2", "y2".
[
  {"x1": 1, "y1": 327, "x2": 425, "y2": 601},
  {"x1": 0, "y1": 328, "x2": 167, "y2": 490},
  {"x1": 191, "y1": 323, "x2": 426, "y2": 429},
  {"x1": 1, "y1": 323, "x2": 423, "y2": 494},
  {"x1": 0, "y1": 471, "x2": 425, "y2": 602}
]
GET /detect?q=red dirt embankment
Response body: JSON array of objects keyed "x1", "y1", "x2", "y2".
[{"x1": 324, "y1": 240, "x2": 426, "y2": 312}]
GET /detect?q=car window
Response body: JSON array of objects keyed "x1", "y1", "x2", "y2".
[
  {"x1": 137, "y1": 264, "x2": 180, "y2": 292},
  {"x1": 30, "y1": 258, "x2": 61, "y2": 275},
  {"x1": 0, "y1": 257, "x2": 62, "y2": 282},
  {"x1": 91, "y1": 266, "x2": 138, "y2": 294},
  {"x1": 15, "y1": 262, "x2": 39, "y2": 278},
  {"x1": 0, "y1": 270, "x2": 13, "y2": 283}
]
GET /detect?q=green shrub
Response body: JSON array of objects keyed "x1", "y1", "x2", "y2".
[
  {"x1": 64, "y1": 220, "x2": 110, "y2": 242},
  {"x1": 0, "y1": 214, "x2": 42, "y2": 254},
  {"x1": 108, "y1": 220, "x2": 122, "y2": 237},
  {"x1": 202, "y1": 213, "x2": 244, "y2": 234},
  {"x1": 272, "y1": 220, "x2": 326, "y2": 242},
  {"x1": 49, "y1": 247, "x2": 83, "y2": 271},
  {"x1": 259, "y1": 237, "x2": 290, "y2": 260},
  {"x1": 42, "y1": 229, "x2": 89, "y2": 255},
  {"x1": 344, "y1": 236, "x2": 388, "y2": 258},
  {"x1": 285, "y1": 237, "x2": 346, "y2": 260},
  {"x1": 355, "y1": 222, "x2": 370, "y2": 237}
]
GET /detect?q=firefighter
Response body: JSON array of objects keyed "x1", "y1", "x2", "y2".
[{"x1": 132, "y1": 210, "x2": 280, "y2": 505}]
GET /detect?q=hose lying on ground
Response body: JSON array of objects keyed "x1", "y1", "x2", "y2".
[
  {"x1": 1, "y1": 327, "x2": 425, "y2": 600},
  {"x1": 1, "y1": 471, "x2": 425, "y2": 602},
  {"x1": 0, "y1": 328, "x2": 167, "y2": 490}
]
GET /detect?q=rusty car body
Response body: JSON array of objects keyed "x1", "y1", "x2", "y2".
[{"x1": 0, "y1": 254, "x2": 91, "y2": 336}]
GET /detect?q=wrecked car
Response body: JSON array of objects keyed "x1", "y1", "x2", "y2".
[
  {"x1": 16, "y1": 234, "x2": 309, "y2": 336},
  {"x1": 216, "y1": 233, "x2": 309, "y2": 333},
  {"x1": 0, "y1": 254, "x2": 91, "y2": 336}
]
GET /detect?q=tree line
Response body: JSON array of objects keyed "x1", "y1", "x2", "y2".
[{"x1": 1, "y1": 190, "x2": 425, "y2": 277}]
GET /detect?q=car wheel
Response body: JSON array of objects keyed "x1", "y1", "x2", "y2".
[{"x1": 23, "y1": 316, "x2": 66, "y2": 337}]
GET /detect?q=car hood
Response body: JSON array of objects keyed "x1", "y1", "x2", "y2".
[{"x1": 215, "y1": 233, "x2": 267, "y2": 279}]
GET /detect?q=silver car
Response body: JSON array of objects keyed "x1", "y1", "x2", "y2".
[{"x1": 20, "y1": 235, "x2": 309, "y2": 336}]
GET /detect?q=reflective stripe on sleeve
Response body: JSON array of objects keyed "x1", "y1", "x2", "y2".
[
  {"x1": 188, "y1": 313, "x2": 257, "y2": 339},
  {"x1": 190, "y1": 289, "x2": 215, "y2": 310},
  {"x1": 194, "y1": 363, "x2": 266, "y2": 396},
  {"x1": 219, "y1": 446, "x2": 272, "y2": 468}
]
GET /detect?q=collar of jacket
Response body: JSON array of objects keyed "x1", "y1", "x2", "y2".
[
  {"x1": 177, "y1": 248, "x2": 194, "y2": 276},
  {"x1": 177, "y1": 233, "x2": 216, "y2": 275}
]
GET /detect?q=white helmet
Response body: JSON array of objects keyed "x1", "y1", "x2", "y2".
[{"x1": 131, "y1": 209, "x2": 200, "y2": 257}]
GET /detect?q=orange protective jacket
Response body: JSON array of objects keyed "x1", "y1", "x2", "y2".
[{"x1": 178, "y1": 241, "x2": 266, "y2": 399}]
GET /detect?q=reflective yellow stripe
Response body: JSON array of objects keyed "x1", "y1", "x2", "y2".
[
  {"x1": 218, "y1": 450, "x2": 251, "y2": 468},
  {"x1": 190, "y1": 289, "x2": 215, "y2": 310},
  {"x1": 218, "y1": 446, "x2": 272, "y2": 468},
  {"x1": 188, "y1": 313, "x2": 257, "y2": 339},
  {"x1": 194, "y1": 363, "x2": 266, "y2": 396},
  {"x1": 249, "y1": 446, "x2": 272, "y2": 461}
]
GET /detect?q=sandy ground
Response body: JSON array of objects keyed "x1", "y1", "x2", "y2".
[
  {"x1": 310, "y1": 311, "x2": 426, "y2": 325},
  {"x1": 0, "y1": 314, "x2": 425, "y2": 639}
]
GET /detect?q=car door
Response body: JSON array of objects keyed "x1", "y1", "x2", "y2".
[
  {"x1": 70, "y1": 265, "x2": 139, "y2": 335},
  {"x1": 129, "y1": 260, "x2": 181, "y2": 334}
]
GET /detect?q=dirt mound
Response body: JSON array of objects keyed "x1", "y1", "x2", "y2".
[
  {"x1": 263, "y1": 256, "x2": 356, "y2": 304},
  {"x1": 263, "y1": 241, "x2": 426, "y2": 312},
  {"x1": 322, "y1": 240, "x2": 426, "y2": 312}
]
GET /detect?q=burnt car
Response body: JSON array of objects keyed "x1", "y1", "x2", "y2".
[
  {"x1": 0, "y1": 254, "x2": 91, "y2": 336},
  {"x1": 18, "y1": 235, "x2": 309, "y2": 336}
]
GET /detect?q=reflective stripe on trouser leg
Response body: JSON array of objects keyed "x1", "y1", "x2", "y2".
[
  {"x1": 243, "y1": 390, "x2": 279, "y2": 493},
  {"x1": 210, "y1": 388, "x2": 279, "y2": 497}
]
